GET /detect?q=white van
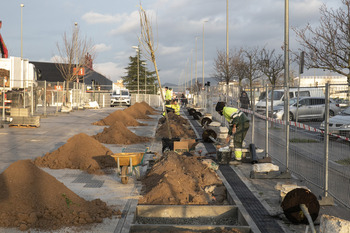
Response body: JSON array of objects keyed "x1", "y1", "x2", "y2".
[{"x1": 256, "y1": 87, "x2": 324, "y2": 112}]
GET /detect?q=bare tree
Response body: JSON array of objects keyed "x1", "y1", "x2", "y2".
[
  {"x1": 293, "y1": 0, "x2": 350, "y2": 100},
  {"x1": 258, "y1": 48, "x2": 284, "y2": 115},
  {"x1": 54, "y1": 25, "x2": 95, "y2": 104},
  {"x1": 243, "y1": 47, "x2": 263, "y2": 108},
  {"x1": 138, "y1": 5, "x2": 172, "y2": 139},
  {"x1": 212, "y1": 49, "x2": 236, "y2": 100},
  {"x1": 232, "y1": 48, "x2": 248, "y2": 92}
]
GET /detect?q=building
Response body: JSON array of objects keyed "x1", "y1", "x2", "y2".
[{"x1": 30, "y1": 61, "x2": 113, "y2": 90}]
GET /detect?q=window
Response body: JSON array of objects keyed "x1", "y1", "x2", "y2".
[
  {"x1": 296, "y1": 91, "x2": 310, "y2": 97},
  {"x1": 299, "y1": 99, "x2": 310, "y2": 106}
]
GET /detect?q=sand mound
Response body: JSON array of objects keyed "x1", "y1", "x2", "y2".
[
  {"x1": 139, "y1": 101, "x2": 157, "y2": 113},
  {"x1": 0, "y1": 160, "x2": 120, "y2": 231},
  {"x1": 34, "y1": 133, "x2": 116, "y2": 174},
  {"x1": 93, "y1": 121, "x2": 149, "y2": 145},
  {"x1": 123, "y1": 102, "x2": 154, "y2": 119},
  {"x1": 92, "y1": 110, "x2": 146, "y2": 126},
  {"x1": 139, "y1": 152, "x2": 226, "y2": 205},
  {"x1": 156, "y1": 113, "x2": 196, "y2": 139}
]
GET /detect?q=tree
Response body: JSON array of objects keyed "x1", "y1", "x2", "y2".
[
  {"x1": 212, "y1": 49, "x2": 236, "y2": 100},
  {"x1": 293, "y1": 0, "x2": 350, "y2": 100},
  {"x1": 122, "y1": 53, "x2": 158, "y2": 94},
  {"x1": 232, "y1": 48, "x2": 249, "y2": 92},
  {"x1": 54, "y1": 25, "x2": 95, "y2": 104},
  {"x1": 243, "y1": 47, "x2": 263, "y2": 108},
  {"x1": 257, "y1": 48, "x2": 284, "y2": 115}
]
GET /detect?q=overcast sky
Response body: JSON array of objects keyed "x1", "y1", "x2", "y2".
[{"x1": 0, "y1": 0, "x2": 342, "y2": 85}]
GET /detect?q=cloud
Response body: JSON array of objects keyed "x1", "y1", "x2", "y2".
[
  {"x1": 109, "y1": 11, "x2": 141, "y2": 36},
  {"x1": 158, "y1": 44, "x2": 182, "y2": 55},
  {"x1": 93, "y1": 62, "x2": 125, "y2": 82},
  {"x1": 82, "y1": 11, "x2": 127, "y2": 24},
  {"x1": 93, "y1": 43, "x2": 112, "y2": 53}
]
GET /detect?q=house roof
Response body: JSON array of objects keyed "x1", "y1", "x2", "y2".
[{"x1": 30, "y1": 61, "x2": 112, "y2": 87}]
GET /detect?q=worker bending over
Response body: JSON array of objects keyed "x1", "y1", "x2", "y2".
[
  {"x1": 163, "y1": 99, "x2": 180, "y2": 116},
  {"x1": 215, "y1": 102, "x2": 250, "y2": 160}
]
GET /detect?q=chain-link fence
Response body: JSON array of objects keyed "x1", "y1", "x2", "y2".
[{"x1": 193, "y1": 82, "x2": 350, "y2": 209}]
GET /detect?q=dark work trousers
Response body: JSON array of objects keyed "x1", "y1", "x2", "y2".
[{"x1": 233, "y1": 120, "x2": 250, "y2": 148}]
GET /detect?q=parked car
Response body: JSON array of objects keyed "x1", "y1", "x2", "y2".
[
  {"x1": 320, "y1": 106, "x2": 350, "y2": 138},
  {"x1": 110, "y1": 89, "x2": 131, "y2": 106},
  {"x1": 256, "y1": 87, "x2": 324, "y2": 112},
  {"x1": 272, "y1": 97, "x2": 341, "y2": 121}
]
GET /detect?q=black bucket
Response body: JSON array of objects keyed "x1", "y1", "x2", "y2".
[
  {"x1": 216, "y1": 150, "x2": 232, "y2": 164},
  {"x1": 161, "y1": 137, "x2": 180, "y2": 152}
]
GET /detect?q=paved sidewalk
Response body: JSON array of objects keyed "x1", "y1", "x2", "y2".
[{"x1": 0, "y1": 107, "x2": 162, "y2": 233}]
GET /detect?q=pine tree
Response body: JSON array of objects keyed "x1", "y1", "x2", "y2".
[{"x1": 122, "y1": 54, "x2": 158, "y2": 94}]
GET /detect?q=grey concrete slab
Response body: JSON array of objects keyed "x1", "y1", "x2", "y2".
[{"x1": 0, "y1": 107, "x2": 161, "y2": 233}]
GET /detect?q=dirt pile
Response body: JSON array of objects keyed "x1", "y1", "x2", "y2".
[
  {"x1": 34, "y1": 133, "x2": 116, "y2": 174},
  {"x1": 0, "y1": 160, "x2": 120, "y2": 231},
  {"x1": 138, "y1": 152, "x2": 227, "y2": 205},
  {"x1": 123, "y1": 102, "x2": 155, "y2": 119},
  {"x1": 92, "y1": 110, "x2": 146, "y2": 126},
  {"x1": 93, "y1": 121, "x2": 149, "y2": 145},
  {"x1": 156, "y1": 112, "x2": 196, "y2": 139}
]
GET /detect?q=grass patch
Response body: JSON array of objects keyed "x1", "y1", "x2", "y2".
[
  {"x1": 336, "y1": 158, "x2": 350, "y2": 165},
  {"x1": 289, "y1": 138, "x2": 318, "y2": 143}
]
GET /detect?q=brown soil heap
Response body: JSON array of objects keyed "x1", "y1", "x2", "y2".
[
  {"x1": 139, "y1": 152, "x2": 226, "y2": 205},
  {"x1": 156, "y1": 112, "x2": 196, "y2": 139},
  {"x1": 34, "y1": 133, "x2": 116, "y2": 174},
  {"x1": 92, "y1": 110, "x2": 146, "y2": 126},
  {"x1": 0, "y1": 160, "x2": 120, "y2": 231},
  {"x1": 123, "y1": 102, "x2": 155, "y2": 119},
  {"x1": 93, "y1": 121, "x2": 149, "y2": 145}
]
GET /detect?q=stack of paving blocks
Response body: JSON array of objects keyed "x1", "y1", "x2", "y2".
[{"x1": 10, "y1": 108, "x2": 40, "y2": 127}]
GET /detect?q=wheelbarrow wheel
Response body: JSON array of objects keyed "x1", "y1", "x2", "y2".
[{"x1": 121, "y1": 166, "x2": 129, "y2": 184}]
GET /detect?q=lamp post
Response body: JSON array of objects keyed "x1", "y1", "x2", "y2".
[
  {"x1": 132, "y1": 46, "x2": 140, "y2": 94},
  {"x1": 142, "y1": 62, "x2": 147, "y2": 94},
  {"x1": 20, "y1": 3, "x2": 24, "y2": 58},
  {"x1": 202, "y1": 20, "x2": 208, "y2": 90}
]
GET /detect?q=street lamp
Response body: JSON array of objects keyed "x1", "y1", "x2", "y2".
[
  {"x1": 202, "y1": 20, "x2": 208, "y2": 90},
  {"x1": 132, "y1": 45, "x2": 140, "y2": 94},
  {"x1": 20, "y1": 3, "x2": 24, "y2": 58},
  {"x1": 142, "y1": 62, "x2": 147, "y2": 94}
]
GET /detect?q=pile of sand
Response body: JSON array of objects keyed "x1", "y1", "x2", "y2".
[
  {"x1": 156, "y1": 112, "x2": 196, "y2": 139},
  {"x1": 139, "y1": 152, "x2": 226, "y2": 205},
  {"x1": 0, "y1": 160, "x2": 120, "y2": 231},
  {"x1": 123, "y1": 102, "x2": 156, "y2": 119},
  {"x1": 92, "y1": 110, "x2": 146, "y2": 126},
  {"x1": 34, "y1": 133, "x2": 116, "y2": 174},
  {"x1": 93, "y1": 121, "x2": 149, "y2": 145}
]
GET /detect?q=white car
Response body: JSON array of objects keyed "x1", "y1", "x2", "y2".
[
  {"x1": 320, "y1": 106, "x2": 350, "y2": 138},
  {"x1": 273, "y1": 97, "x2": 341, "y2": 121}
]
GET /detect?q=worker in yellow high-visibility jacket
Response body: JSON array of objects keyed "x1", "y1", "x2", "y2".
[
  {"x1": 164, "y1": 86, "x2": 172, "y2": 105},
  {"x1": 171, "y1": 99, "x2": 180, "y2": 115},
  {"x1": 215, "y1": 102, "x2": 250, "y2": 161}
]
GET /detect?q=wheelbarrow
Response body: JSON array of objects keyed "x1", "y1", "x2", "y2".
[{"x1": 111, "y1": 152, "x2": 145, "y2": 184}]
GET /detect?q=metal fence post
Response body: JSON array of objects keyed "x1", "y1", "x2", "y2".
[
  {"x1": 251, "y1": 88, "x2": 255, "y2": 144},
  {"x1": 31, "y1": 80, "x2": 34, "y2": 116},
  {"x1": 44, "y1": 80, "x2": 47, "y2": 115},
  {"x1": 285, "y1": 84, "x2": 290, "y2": 172},
  {"x1": 320, "y1": 82, "x2": 334, "y2": 205},
  {"x1": 265, "y1": 84, "x2": 269, "y2": 158},
  {"x1": 56, "y1": 81, "x2": 59, "y2": 113}
]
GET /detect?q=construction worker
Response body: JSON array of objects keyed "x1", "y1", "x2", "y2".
[
  {"x1": 215, "y1": 102, "x2": 250, "y2": 161},
  {"x1": 171, "y1": 99, "x2": 180, "y2": 115},
  {"x1": 165, "y1": 86, "x2": 172, "y2": 105}
]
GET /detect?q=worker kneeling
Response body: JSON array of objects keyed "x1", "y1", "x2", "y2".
[
  {"x1": 163, "y1": 99, "x2": 180, "y2": 116},
  {"x1": 215, "y1": 102, "x2": 250, "y2": 161}
]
